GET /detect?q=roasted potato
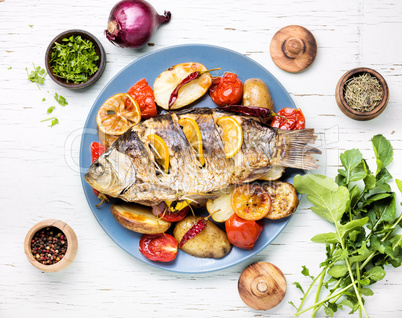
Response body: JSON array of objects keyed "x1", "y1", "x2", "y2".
[
  {"x1": 242, "y1": 78, "x2": 274, "y2": 111},
  {"x1": 258, "y1": 166, "x2": 286, "y2": 181},
  {"x1": 111, "y1": 203, "x2": 171, "y2": 234},
  {"x1": 262, "y1": 181, "x2": 299, "y2": 219},
  {"x1": 206, "y1": 192, "x2": 235, "y2": 222},
  {"x1": 173, "y1": 215, "x2": 232, "y2": 259},
  {"x1": 153, "y1": 62, "x2": 212, "y2": 110}
]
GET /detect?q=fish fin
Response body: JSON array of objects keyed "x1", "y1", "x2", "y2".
[{"x1": 277, "y1": 129, "x2": 321, "y2": 170}]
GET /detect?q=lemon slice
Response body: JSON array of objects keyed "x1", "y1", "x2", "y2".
[
  {"x1": 231, "y1": 184, "x2": 271, "y2": 221},
  {"x1": 216, "y1": 116, "x2": 243, "y2": 158},
  {"x1": 147, "y1": 134, "x2": 170, "y2": 174},
  {"x1": 96, "y1": 93, "x2": 141, "y2": 136},
  {"x1": 178, "y1": 117, "x2": 205, "y2": 166}
]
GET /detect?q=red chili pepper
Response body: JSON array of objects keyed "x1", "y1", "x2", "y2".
[
  {"x1": 90, "y1": 142, "x2": 106, "y2": 196},
  {"x1": 168, "y1": 68, "x2": 220, "y2": 109},
  {"x1": 270, "y1": 107, "x2": 305, "y2": 130},
  {"x1": 218, "y1": 104, "x2": 274, "y2": 118},
  {"x1": 179, "y1": 218, "x2": 207, "y2": 248}
]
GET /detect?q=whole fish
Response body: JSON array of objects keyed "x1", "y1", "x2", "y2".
[{"x1": 85, "y1": 108, "x2": 320, "y2": 206}]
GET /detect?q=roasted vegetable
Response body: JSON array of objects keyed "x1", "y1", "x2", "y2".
[
  {"x1": 262, "y1": 181, "x2": 299, "y2": 219},
  {"x1": 111, "y1": 203, "x2": 171, "y2": 234},
  {"x1": 173, "y1": 215, "x2": 231, "y2": 259},
  {"x1": 242, "y1": 78, "x2": 274, "y2": 111}
]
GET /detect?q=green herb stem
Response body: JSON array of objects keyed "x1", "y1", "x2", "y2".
[{"x1": 295, "y1": 267, "x2": 327, "y2": 313}]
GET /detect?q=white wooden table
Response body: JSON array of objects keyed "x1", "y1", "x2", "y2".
[{"x1": 1, "y1": 0, "x2": 402, "y2": 317}]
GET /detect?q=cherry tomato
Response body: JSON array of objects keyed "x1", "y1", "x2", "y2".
[
  {"x1": 90, "y1": 142, "x2": 106, "y2": 196},
  {"x1": 209, "y1": 72, "x2": 243, "y2": 107},
  {"x1": 159, "y1": 207, "x2": 189, "y2": 222},
  {"x1": 225, "y1": 213, "x2": 264, "y2": 250},
  {"x1": 270, "y1": 107, "x2": 305, "y2": 130},
  {"x1": 127, "y1": 78, "x2": 158, "y2": 119},
  {"x1": 139, "y1": 234, "x2": 178, "y2": 262}
]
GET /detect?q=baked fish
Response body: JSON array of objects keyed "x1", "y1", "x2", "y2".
[{"x1": 85, "y1": 108, "x2": 320, "y2": 205}]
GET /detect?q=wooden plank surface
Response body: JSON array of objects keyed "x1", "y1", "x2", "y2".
[{"x1": 1, "y1": 0, "x2": 402, "y2": 317}]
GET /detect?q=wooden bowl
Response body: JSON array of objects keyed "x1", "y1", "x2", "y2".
[
  {"x1": 45, "y1": 29, "x2": 106, "y2": 89},
  {"x1": 335, "y1": 67, "x2": 389, "y2": 121},
  {"x1": 24, "y1": 219, "x2": 78, "y2": 272}
]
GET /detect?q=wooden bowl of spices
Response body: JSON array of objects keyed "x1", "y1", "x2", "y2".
[
  {"x1": 24, "y1": 219, "x2": 78, "y2": 272},
  {"x1": 45, "y1": 29, "x2": 106, "y2": 89},
  {"x1": 335, "y1": 67, "x2": 389, "y2": 121}
]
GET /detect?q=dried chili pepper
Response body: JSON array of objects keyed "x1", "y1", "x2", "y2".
[
  {"x1": 218, "y1": 104, "x2": 275, "y2": 118},
  {"x1": 168, "y1": 68, "x2": 221, "y2": 109},
  {"x1": 179, "y1": 218, "x2": 207, "y2": 248}
]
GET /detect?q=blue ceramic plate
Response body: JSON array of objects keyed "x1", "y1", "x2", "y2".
[{"x1": 80, "y1": 44, "x2": 297, "y2": 274}]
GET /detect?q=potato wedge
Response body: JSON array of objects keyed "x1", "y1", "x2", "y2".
[
  {"x1": 153, "y1": 62, "x2": 212, "y2": 110},
  {"x1": 262, "y1": 181, "x2": 299, "y2": 219},
  {"x1": 173, "y1": 215, "x2": 231, "y2": 259},
  {"x1": 111, "y1": 203, "x2": 171, "y2": 234},
  {"x1": 258, "y1": 166, "x2": 286, "y2": 181},
  {"x1": 206, "y1": 192, "x2": 235, "y2": 222},
  {"x1": 242, "y1": 78, "x2": 274, "y2": 111}
]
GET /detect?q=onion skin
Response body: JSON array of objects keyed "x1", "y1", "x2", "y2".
[{"x1": 105, "y1": 0, "x2": 171, "y2": 49}]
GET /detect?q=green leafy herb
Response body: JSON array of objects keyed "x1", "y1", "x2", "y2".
[
  {"x1": 8, "y1": 67, "x2": 12, "y2": 70},
  {"x1": 47, "y1": 106, "x2": 55, "y2": 114},
  {"x1": 292, "y1": 135, "x2": 402, "y2": 318},
  {"x1": 49, "y1": 35, "x2": 99, "y2": 83},
  {"x1": 41, "y1": 117, "x2": 59, "y2": 127},
  {"x1": 42, "y1": 98, "x2": 46, "y2": 102},
  {"x1": 29, "y1": 25, "x2": 34, "y2": 28},
  {"x1": 26, "y1": 63, "x2": 46, "y2": 85},
  {"x1": 54, "y1": 93, "x2": 68, "y2": 107}
]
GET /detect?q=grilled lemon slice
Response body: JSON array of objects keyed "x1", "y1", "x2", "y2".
[
  {"x1": 216, "y1": 116, "x2": 243, "y2": 158},
  {"x1": 147, "y1": 134, "x2": 170, "y2": 174},
  {"x1": 231, "y1": 184, "x2": 271, "y2": 221},
  {"x1": 96, "y1": 93, "x2": 141, "y2": 136},
  {"x1": 179, "y1": 117, "x2": 205, "y2": 166}
]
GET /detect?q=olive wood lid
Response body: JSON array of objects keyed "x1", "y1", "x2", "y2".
[
  {"x1": 238, "y1": 262, "x2": 287, "y2": 310},
  {"x1": 270, "y1": 25, "x2": 317, "y2": 73}
]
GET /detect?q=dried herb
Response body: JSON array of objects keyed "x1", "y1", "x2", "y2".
[
  {"x1": 50, "y1": 35, "x2": 99, "y2": 83},
  {"x1": 344, "y1": 73, "x2": 383, "y2": 112}
]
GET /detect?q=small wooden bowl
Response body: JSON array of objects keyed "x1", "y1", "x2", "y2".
[
  {"x1": 335, "y1": 67, "x2": 389, "y2": 121},
  {"x1": 45, "y1": 29, "x2": 106, "y2": 89},
  {"x1": 24, "y1": 219, "x2": 78, "y2": 272}
]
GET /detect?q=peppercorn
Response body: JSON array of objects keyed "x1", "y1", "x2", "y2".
[{"x1": 30, "y1": 226, "x2": 68, "y2": 265}]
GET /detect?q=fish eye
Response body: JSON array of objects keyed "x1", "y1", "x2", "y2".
[{"x1": 93, "y1": 162, "x2": 104, "y2": 175}]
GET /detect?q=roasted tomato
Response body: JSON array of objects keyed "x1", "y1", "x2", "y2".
[
  {"x1": 209, "y1": 72, "x2": 243, "y2": 106},
  {"x1": 225, "y1": 214, "x2": 264, "y2": 250},
  {"x1": 127, "y1": 78, "x2": 158, "y2": 119},
  {"x1": 270, "y1": 107, "x2": 305, "y2": 130},
  {"x1": 139, "y1": 234, "x2": 178, "y2": 262},
  {"x1": 160, "y1": 207, "x2": 190, "y2": 222},
  {"x1": 90, "y1": 142, "x2": 106, "y2": 196}
]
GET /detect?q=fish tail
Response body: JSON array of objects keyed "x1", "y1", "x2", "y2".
[{"x1": 276, "y1": 128, "x2": 321, "y2": 170}]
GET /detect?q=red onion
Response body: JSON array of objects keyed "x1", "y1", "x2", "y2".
[{"x1": 105, "y1": 0, "x2": 171, "y2": 49}]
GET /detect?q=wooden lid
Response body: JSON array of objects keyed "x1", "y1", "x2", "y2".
[
  {"x1": 238, "y1": 262, "x2": 287, "y2": 310},
  {"x1": 270, "y1": 25, "x2": 317, "y2": 73}
]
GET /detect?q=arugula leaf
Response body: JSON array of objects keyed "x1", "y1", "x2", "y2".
[
  {"x1": 372, "y1": 134, "x2": 393, "y2": 175},
  {"x1": 294, "y1": 174, "x2": 350, "y2": 224},
  {"x1": 338, "y1": 149, "x2": 366, "y2": 183},
  {"x1": 338, "y1": 217, "x2": 368, "y2": 239},
  {"x1": 311, "y1": 232, "x2": 339, "y2": 244},
  {"x1": 293, "y1": 282, "x2": 305, "y2": 295},
  {"x1": 328, "y1": 264, "x2": 348, "y2": 278},
  {"x1": 301, "y1": 266, "x2": 314, "y2": 280}
]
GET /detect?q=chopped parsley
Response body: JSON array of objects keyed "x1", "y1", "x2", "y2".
[
  {"x1": 41, "y1": 117, "x2": 59, "y2": 127},
  {"x1": 42, "y1": 98, "x2": 46, "y2": 102},
  {"x1": 54, "y1": 93, "x2": 68, "y2": 107},
  {"x1": 8, "y1": 67, "x2": 12, "y2": 70},
  {"x1": 29, "y1": 25, "x2": 34, "y2": 28},
  {"x1": 49, "y1": 35, "x2": 99, "y2": 83},
  {"x1": 47, "y1": 106, "x2": 55, "y2": 114},
  {"x1": 26, "y1": 63, "x2": 46, "y2": 85}
]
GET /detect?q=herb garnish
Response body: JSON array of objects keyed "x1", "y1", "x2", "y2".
[
  {"x1": 26, "y1": 63, "x2": 46, "y2": 85},
  {"x1": 54, "y1": 93, "x2": 68, "y2": 106},
  {"x1": 8, "y1": 67, "x2": 12, "y2": 70},
  {"x1": 49, "y1": 35, "x2": 99, "y2": 83},
  {"x1": 41, "y1": 117, "x2": 59, "y2": 127},
  {"x1": 47, "y1": 106, "x2": 55, "y2": 114},
  {"x1": 292, "y1": 135, "x2": 402, "y2": 317}
]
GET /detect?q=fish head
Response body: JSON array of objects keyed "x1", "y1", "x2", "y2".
[{"x1": 84, "y1": 148, "x2": 136, "y2": 197}]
